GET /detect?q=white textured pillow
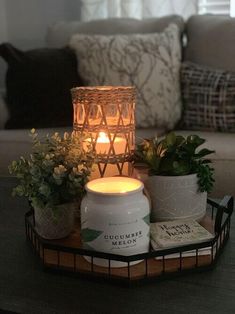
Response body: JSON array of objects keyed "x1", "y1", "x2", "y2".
[{"x1": 70, "y1": 24, "x2": 182, "y2": 129}]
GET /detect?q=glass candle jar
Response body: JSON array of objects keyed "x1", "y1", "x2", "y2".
[{"x1": 81, "y1": 177, "x2": 150, "y2": 267}]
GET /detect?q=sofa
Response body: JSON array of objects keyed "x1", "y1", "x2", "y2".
[{"x1": 0, "y1": 14, "x2": 235, "y2": 198}]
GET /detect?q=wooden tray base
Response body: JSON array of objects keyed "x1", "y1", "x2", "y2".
[{"x1": 27, "y1": 214, "x2": 224, "y2": 281}]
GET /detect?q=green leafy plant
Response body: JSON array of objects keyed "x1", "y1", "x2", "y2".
[
  {"x1": 135, "y1": 132, "x2": 215, "y2": 193},
  {"x1": 9, "y1": 129, "x2": 94, "y2": 212}
]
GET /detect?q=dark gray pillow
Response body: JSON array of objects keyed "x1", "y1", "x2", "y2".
[
  {"x1": 181, "y1": 62, "x2": 235, "y2": 132},
  {"x1": 0, "y1": 43, "x2": 81, "y2": 129}
]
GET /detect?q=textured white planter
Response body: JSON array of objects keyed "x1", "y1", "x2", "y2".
[
  {"x1": 81, "y1": 177, "x2": 150, "y2": 268},
  {"x1": 144, "y1": 174, "x2": 207, "y2": 222},
  {"x1": 34, "y1": 203, "x2": 75, "y2": 239}
]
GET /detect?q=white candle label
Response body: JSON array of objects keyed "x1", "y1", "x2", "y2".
[
  {"x1": 81, "y1": 213, "x2": 150, "y2": 254},
  {"x1": 104, "y1": 230, "x2": 143, "y2": 248}
]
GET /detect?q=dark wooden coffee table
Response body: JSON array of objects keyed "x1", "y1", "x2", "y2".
[{"x1": 0, "y1": 177, "x2": 234, "y2": 314}]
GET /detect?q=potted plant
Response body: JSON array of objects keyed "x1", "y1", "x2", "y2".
[
  {"x1": 9, "y1": 129, "x2": 94, "y2": 239},
  {"x1": 135, "y1": 132, "x2": 215, "y2": 222}
]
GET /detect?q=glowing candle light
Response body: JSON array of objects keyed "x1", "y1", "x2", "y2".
[
  {"x1": 94, "y1": 131, "x2": 126, "y2": 155},
  {"x1": 87, "y1": 176, "x2": 142, "y2": 194}
]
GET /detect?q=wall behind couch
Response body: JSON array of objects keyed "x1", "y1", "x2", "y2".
[{"x1": 0, "y1": 0, "x2": 82, "y2": 90}]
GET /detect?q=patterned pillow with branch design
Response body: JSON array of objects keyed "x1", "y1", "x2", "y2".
[{"x1": 69, "y1": 24, "x2": 182, "y2": 129}]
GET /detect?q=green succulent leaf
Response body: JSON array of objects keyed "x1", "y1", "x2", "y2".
[
  {"x1": 195, "y1": 148, "x2": 215, "y2": 158},
  {"x1": 176, "y1": 135, "x2": 185, "y2": 143},
  {"x1": 172, "y1": 161, "x2": 191, "y2": 176},
  {"x1": 166, "y1": 132, "x2": 176, "y2": 146},
  {"x1": 187, "y1": 135, "x2": 205, "y2": 148}
]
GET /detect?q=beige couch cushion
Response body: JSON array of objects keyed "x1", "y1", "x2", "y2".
[
  {"x1": 185, "y1": 15, "x2": 235, "y2": 71},
  {"x1": 46, "y1": 15, "x2": 184, "y2": 47}
]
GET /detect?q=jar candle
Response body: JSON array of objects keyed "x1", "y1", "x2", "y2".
[{"x1": 81, "y1": 177, "x2": 150, "y2": 268}]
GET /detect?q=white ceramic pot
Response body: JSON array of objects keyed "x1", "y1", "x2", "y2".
[
  {"x1": 81, "y1": 177, "x2": 150, "y2": 268},
  {"x1": 34, "y1": 203, "x2": 75, "y2": 239},
  {"x1": 144, "y1": 174, "x2": 207, "y2": 222}
]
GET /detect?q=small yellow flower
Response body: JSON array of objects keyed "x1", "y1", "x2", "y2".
[
  {"x1": 64, "y1": 132, "x2": 69, "y2": 140},
  {"x1": 72, "y1": 167, "x2": 78, "y2": 174},
  {"x1": 54, "y1": 165, "x2": 67, "y2": 175},
  {"x1": 72, "y1": 165, "x2": 85, "y2": 175}
]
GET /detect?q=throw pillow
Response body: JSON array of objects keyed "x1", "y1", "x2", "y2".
[
  {"x1": 0, "y1": 43, "x2": 81, "y2": 129},
  {"x1": 69, "y1": 24, "x2": 182, "y2": 129},
  {"x1": 181, "y1": 62, "x2": 235, "y2": 132}
]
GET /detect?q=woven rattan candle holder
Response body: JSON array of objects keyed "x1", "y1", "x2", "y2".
[{"x1": 71, "y1": 86, "x2": 136, "y2": 178}]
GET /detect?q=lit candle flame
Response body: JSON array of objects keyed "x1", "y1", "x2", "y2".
[{"x1": 97, "y1": 132, "x2": 110, "y2": 143}]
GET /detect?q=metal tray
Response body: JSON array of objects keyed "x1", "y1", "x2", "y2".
[{"x1": 25, "y1": 196, "x2": 233, "y2": 285}]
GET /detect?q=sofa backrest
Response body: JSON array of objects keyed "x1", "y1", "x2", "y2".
[
  {"x1": 46, "y1": 15, "x2": 184, "y2": 48},
  {"x1": 184, "y1": 15, "x2": 235, "y2": 71}
]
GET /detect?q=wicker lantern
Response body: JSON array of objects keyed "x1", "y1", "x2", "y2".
[{"x1": 71, "y1": 86, "x2": 135, "y2": 178}]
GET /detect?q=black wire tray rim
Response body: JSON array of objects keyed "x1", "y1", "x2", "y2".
[
  {"x1": 208, "y1": 197, "x2": 233, "y2": 215},
  {"x1": 25, "y1": 196, "x2": 233, "y2": 263},
  {"x1": 26, "y1": 219, "x2": 226, "y2": 262}
]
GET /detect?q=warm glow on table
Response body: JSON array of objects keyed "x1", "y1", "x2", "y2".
[{"x1": 86, "y1": 177, "x2": 143, "y2": 194}]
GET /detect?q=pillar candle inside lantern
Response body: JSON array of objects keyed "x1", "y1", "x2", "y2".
[
  {"x1": 84, "y1": 131, "x2": 130, "y2": 179},
  {"x1": 89, "y1": 131, "x2": 127, "y2": 155}
]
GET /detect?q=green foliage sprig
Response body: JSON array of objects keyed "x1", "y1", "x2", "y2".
[
  {"x1": 9, "y1": 129, "x2": 95, "y2": 211},
  {"x1": 135, "y1": 132, "x2": 215, "y2": 193}
]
